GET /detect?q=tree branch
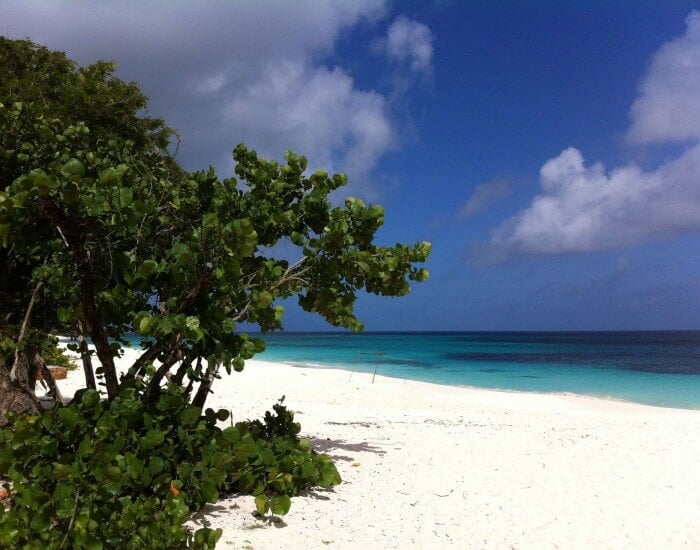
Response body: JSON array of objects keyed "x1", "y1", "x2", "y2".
[
  {"x1": 191, "y1": 361, "x2": 220, "y2": 409},
  {"x1": 127, "y1": 341, "x2": 167, "y2": 379},
  {"x1": 38, "y1": 198, "x2": 119, "y2": 399},
  {"x1": 144, "y1": 335, "x2": 181, "y2": 403},
  {"x1": 171, "y1": 356, "x2": 192, "y2": 386},
  {"x1": 10, "y1": 281, "x2": 43, "y2": 382},
  {"x1": 231, "y1": 261, "x2": 311, "y2": 323},
  {"x1": 59, "y1": 488, "x2": 81, "y2": 549}
]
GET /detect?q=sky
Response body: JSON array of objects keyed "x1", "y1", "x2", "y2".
[{"x1": 3, "y1": 1, "x2": 700, "y2": 331}]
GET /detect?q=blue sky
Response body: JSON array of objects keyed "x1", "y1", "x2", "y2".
[{"x1": 4, "y1": 1, "x2": 700, "y2": 330}]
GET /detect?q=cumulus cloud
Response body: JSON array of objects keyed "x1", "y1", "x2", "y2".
[
  {"x1": 627, "y1": 10, "x2": 700, "y2": 144},
  {"x1": 459, "y1": 178, "x2": 512, "y2": 219},
  {"x1": 225, "y1": 61, "x2": 394, "y2": 185},
  {"x1": 480, "y1": 145, "x2": 700, "y2": 258},
  {"x1": 1, "y1": 0, "x2": 423, "y2": 196},
  {"x1": 475, "y1": 10, "x2": 700, "y2": 263},
  {"x1": 382, "y1": 16, "x2": 433, "y2": 75}
]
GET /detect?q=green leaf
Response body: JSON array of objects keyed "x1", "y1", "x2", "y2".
[
  {"x1": 135, "y1": 259, "x2": 157, "y2": 279},
  {"x1": 62, "y1": 181, "x2": 80, "y2": 204},
  {"x1": 99, "y1": 167, "x2": 119, "y2": 185},
  {"x1": 254, "y1": 494, "x2": 269, "y2": 515},
  {"x1": 139, "y1": 316, "x2": 153, "y2": 334},
  {"x1": 201, "y1": 480, "x2": 219, "y2": 503},
  {"x1": 55, "y1": 495, "x2": 77, "y2": 518},
  {"x1": 61, "y1": 158, "x2": 85, "y2": 178},
  {"x1": 119, "y1": 187, "x2": 133, "y2": 207},
  {"x1": 141, "y1": 429, "x2": 165, "y2": 450},
  {"x1": 232, "y1": 357, "x2": 245, "y2": 372},
  {"x1": 270, "y1": 495, "x2": 291, "y2": 515},
  {"x1": 290, "y1": 231, "x2": 304, "y2": 245},
  {"x1": 81, "y1": 389, "x2": 100, "y2": 408},
  {"x1": 415, "y1": 268, "x2": 429, "y2": 282},
  {"x1": 179, "y1": 406, "x2": 202, "y2": 426},
  {"x1": 52, "y1": 462, "x2": 76, "y2": 480}
]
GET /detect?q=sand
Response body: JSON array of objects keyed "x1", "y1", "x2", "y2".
[{"x1": 51, "y1": 348, "x2": 700, "y2": 549}]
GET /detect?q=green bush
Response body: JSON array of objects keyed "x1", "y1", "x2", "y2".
[{"x1": 0, "y1": 383, "x2": 340, "y2": 548}]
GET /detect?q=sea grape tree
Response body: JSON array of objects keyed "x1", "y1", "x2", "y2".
[{"x1": 0, "y1": 37, "x2": 430, "y2": 410}]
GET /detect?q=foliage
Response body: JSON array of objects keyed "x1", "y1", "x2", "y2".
[
  {"x1": 0, "y1": 386, "x2": 340, "y2": 547},
  {"x1": 0, "y1": 35, "x2": 174, "y2": 336},
  {"x1": 242, "y1": 396, "x2": 341, "y2": 515},
  {"x1": 0, "y1": 36, "x2": 426, "y2": 545},
  {"x1": 0, "y1": 36, "x2": 430, "y2": 404}
]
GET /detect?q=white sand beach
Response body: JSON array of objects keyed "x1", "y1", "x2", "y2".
[{"x1": 52, "y1": 348, "x2": 700, "y2": 549}]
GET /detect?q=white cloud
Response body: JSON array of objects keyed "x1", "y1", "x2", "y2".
[
  {"x1": 459, "y1": 178, "x2": 512, "y2": 219},
  {"x1": 225, "y1": 61, "x2": 394, "y2": 189},
  {"x1": 627, "y1": 10, "x2": 700, "y2": 144},
  {"x1": 383, "y1": 16, "x2": 433, "y2": 75},
  {"x1": 1, "y1": 0, "x2": 422, "y2": 196},
  {"x1": 476, "y1": 10, "x2": 700, "y2": 263},
  {"x1": 195, "y1": 74, "x2": 226, "y2": 95},
  {"x1": 479, "y1": 144, "x2": 700, "y2": 258}
]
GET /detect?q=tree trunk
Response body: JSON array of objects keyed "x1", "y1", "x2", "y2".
[
  {"x1": 38, "y1": 198, "x2": 119, "y2": 398},
  {"x1": 10, "y1": 281, "x2": 43, "y2": 384},
  {"x1": 34, "y1": 353, "x2": 64, "y2": 404},
  {"x1": 11, "y1": 350, "x2": 38, "y2": 392},
  {"x1": 144, "y1": 351, "x2": 181, "y2": 404},
  {"x1": 0, "y1": 354, "x2": 41, "y2": 428},
  {"x1": 171, "y1": 357, "x2": 192, "y2": 386},
  {"x1": 76, "y1": 322, "x2": 96, "y2": 390},
  {"x1": 192, "y1": 362, "x2": 221, "y2": 409}
]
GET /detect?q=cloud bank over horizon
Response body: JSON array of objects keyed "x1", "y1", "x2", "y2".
[
  {"x1": 2, "y1": 0, "x2": 432, "y2": 198},
  {"x1": 475, "y1": 10, "x2": 700, "y2": 263}
]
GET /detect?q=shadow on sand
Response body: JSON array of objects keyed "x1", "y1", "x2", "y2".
[
  {"x1": 188, "y1": 501, "x2": 239, "y2": 528},
  {"x1": 309, "y1": 435, "x2": 387, "y2": 462}
]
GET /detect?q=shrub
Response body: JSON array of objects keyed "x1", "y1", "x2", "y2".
[{"x1": 0, "y1": 384, "x2": 340, "y2": 547}]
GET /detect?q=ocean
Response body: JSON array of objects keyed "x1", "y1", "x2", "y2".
[{"x1": 253, "y1": 332, "x2": 700, "y2": 409}]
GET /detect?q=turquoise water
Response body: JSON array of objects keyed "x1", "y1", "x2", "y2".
[{"x1": 254, "y1": 332, "x2": 700, "y2": 409}]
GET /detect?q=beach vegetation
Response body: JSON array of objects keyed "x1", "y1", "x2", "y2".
[
  {"x1": 0, "y1": 385, "x2": 335, "y2": 547},
  {"x1": 0, "y1": 37, "x2": 429, "y2": 546}
]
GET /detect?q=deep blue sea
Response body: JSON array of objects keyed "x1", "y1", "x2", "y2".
[{"x1": 253, "y1": 332, "x2": 700, "y2": 409}]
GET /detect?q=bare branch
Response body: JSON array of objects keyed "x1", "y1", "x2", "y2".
[
  {"x1": 10, "y1": 281, "x2": 43, "y2": 382},
  {"x1": 231, "y1": 261, "x2": 311, "y2": 323},
  {"x1": 59, "y1": 488, "x2": 81, "y2": 549}
]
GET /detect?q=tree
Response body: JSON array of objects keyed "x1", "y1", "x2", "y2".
[
  {"x1": 0, "y1": 37, "x2": 430, "y2": 412},
  {"x1": 0, "y1": 36, "x2": 179, "y2": 417}
]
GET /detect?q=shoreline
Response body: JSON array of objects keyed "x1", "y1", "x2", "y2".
[
  {"x1": 273, "y1": 359, "x2": 700, "y2": 412},
  {"x1": 56, "y1": 333, "x2": 700, "y2": 411}
]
